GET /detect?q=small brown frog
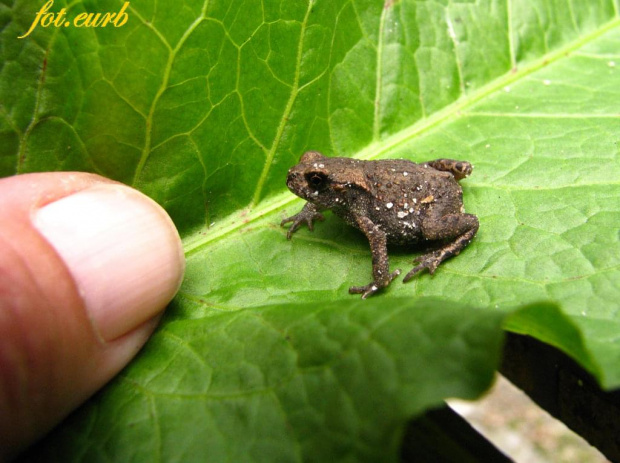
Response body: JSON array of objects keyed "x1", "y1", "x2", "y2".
[{"x1": 281, "y1": 151, "x2": 479, "y2": 298}]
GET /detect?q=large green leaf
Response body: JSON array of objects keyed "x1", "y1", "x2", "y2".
[
  {"x1": 24, "y1": 299, "x2": 508, "y2": 461},
  {"x1": 2, "y1": 0, "x2": 620, "y2": 460}
]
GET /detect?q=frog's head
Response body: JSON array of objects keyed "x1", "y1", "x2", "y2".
[
  {"x1": 286, "y1": 151, "x2": 370, "y2": 209},
  {"x1": 286, "y1": 151, "x2": 330, "y2": 203}
]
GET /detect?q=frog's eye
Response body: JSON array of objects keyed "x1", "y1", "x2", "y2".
[{"x1": 306, "y1": 172, "x2": 328, "y2": 191}]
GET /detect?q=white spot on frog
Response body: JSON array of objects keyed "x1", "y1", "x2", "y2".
[{"x1": 386, "y1": 202, "x2": 393, "y2": 209}]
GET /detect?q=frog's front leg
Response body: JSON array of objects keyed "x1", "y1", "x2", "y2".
[
  {"x1": 403, "y1": 213, "x2": 478, "y2": 282},
  {"x1": 281, "y1": 202, "x2": 325, "y2": 239},
  {"x1": 349, "y1": 216, "x2": 401, "y2": 299}
]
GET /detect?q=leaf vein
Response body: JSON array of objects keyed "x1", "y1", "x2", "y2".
[{"x1": 250, "y1": 2, "x2": 315, "y2": 206}]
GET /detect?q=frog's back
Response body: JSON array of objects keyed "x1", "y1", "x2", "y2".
[{"x1": 361, "y1": 159, "x2": 465, "y2": 245}]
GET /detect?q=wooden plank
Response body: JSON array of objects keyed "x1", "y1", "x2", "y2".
[
  {"x1": 401, "y1": 404, "x2": 513, "y2": 462},
  {"x1": 500, "y1": 333, "x2": 620, "y2": 462}
]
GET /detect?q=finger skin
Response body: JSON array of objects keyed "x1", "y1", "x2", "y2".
[{"x1": 0, "y1": 173, "x2": 173, "y2": 458}]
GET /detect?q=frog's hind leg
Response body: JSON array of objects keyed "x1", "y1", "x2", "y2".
[
  {"x1": 426, "y1": 159, "x2": 472, "y2": 181},
  {"x1": 403, "y1": 213, "x2": 479, "y2": 282}
]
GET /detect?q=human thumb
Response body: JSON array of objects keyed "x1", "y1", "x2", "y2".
[{"x1": 0, "y1": 172, "x2": 185, "y2": 459}]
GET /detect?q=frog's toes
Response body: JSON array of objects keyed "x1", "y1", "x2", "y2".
[
  {"x1": 281, "y1": 211, "x2": 325, "y2": 239},
  {"x1": 349, "y1": 283, "x2": 376, "y2": 299},
  {"x1": 281, "y1": 217, "x2": 304, "y2": 239},
  {"x1": 403, "y1": 255, "x2": 440, "y2": 282},
  {"x1": 349, "y1": 270, "x2": 400, "y2": 299}
]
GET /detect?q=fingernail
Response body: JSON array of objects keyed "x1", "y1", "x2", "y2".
[{"x1": 33, "y1": 184, "x2": 185, "y2": 341}]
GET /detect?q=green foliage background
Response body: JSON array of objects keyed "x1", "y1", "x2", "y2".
[{"x1": 2, "y1": 0, "x2": 620, "y2": 460}]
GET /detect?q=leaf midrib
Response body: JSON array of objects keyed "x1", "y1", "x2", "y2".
[{"x1": 183, "y1": 16, "x2": 620, "y2": 256}]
